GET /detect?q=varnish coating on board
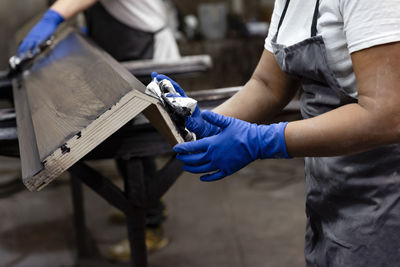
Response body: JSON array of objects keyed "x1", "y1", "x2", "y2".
[
  {"x1": 13, "y1": 28, "x2": 183, "y2": 191},
  {"x1": 24, "y1": 30, "x2": 145, "y2": 159}
]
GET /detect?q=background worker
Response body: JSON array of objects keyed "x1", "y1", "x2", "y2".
[
  {"x1": 155, "y1": 0, "x2": 400, "y2": 265},
  {"x1": 17, "y1": 0, "x2": 180, "y2": 61},
  {"x1": 16, "y1": 0, "x2": 180, "y2": 261}
]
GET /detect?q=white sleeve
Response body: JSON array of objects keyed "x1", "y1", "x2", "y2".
[
  {"x1": 340, "y1": 0, "x2": 400, "y2": 53},
  {"x1": 264, "y1": 0, "x2": 283, "y2": 52}
]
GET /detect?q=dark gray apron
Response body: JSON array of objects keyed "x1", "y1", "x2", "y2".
[
  {"x1": 272, "y1": 0, "x2": 400, "y2": 266},
  {"x1": 85, "y1": 2, "x2": 162, "y2": 61}
]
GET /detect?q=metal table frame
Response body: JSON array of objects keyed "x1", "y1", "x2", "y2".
[
  {"x1": 0, "y1": 110, "x2": 183, "y2": 267},
  {"x1": 67, "y1": 121, "x2": 186, "y2": 266},
  {"x1": 0, "y1": 69, "x2": 300, "y2": 266},
  {"x1": 69, "y1": 152, "x2": 183, "y2": 267}
]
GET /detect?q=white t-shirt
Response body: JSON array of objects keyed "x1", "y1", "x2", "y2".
[
  {"x1": 265, "y1": 0, "x2": 400, "y2": 98},
  {"x1": 100, "y1": 0, "x2": 180, "y2": 60},
  {"x1": 100, "y1": 0, "x2": 166, "y2": 32}
]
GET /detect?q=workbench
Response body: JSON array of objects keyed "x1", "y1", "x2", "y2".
[
  {"x1": 0, "y1": 89, "x2": 245, "y2": 267},
  {"x1": 2, "y1": 27, "x2": 207, "y2": 267},
  {"x1": 0, "y1": 27, "x2": 300, "y2": 267}
]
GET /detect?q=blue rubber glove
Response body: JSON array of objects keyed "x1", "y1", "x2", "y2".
[
  {"x1": 174, "y1": 110, "x2": 290, "y2": 182},
  {"x1": 17, "y1": 9, "x2": 65, "y2": 58},
  {"x1": 151, "y1": 72, "x2": 220, "y2": 139}
]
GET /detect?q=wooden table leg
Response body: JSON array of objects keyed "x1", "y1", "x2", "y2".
[
  {"x1": 118, "y1": 158, "x2": 148, "y2": 267},
  {"x1": 70, "y1": 175, "x2": 98, "y2": 259}
]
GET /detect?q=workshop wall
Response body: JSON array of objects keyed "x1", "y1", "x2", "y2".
[
  {"x1": 174, "y1": 0, "x2": 275, "y2": 21},
  {"x1": 177, "y1": 37, "x2": 265, "y2": 91},
  {"x1": 0, "y1": 0, "x2": 47, "y2": 69},
  {"x1": 173, "y1": 0, "x2": 275, "y2": 90},
  {"x1": 0, "y1": 0, "x2": 276, "y2": 74}
]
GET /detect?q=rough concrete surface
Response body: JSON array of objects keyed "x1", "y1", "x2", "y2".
[{"x1": 0, "y1": 156, "x2": 306, "y2": 267}]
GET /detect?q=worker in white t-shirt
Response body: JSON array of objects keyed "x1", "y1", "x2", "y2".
[
  {"x1": 16, "y1": 0, "x2": 180, "y2": 61},
  {"x1": 16, "y1": 0, "x2": 179, "y2": 262},
  {"x1": 152, "y1": 0, "x2": 400, "y2": 265},
  {"x1": 85, "y1": 0, "x2": 180, "y2": 61}
]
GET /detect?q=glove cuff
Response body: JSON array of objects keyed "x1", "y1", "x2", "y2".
[
  {"x1": 44, "y1": 9, "x2": 65, "y2": 26},
  {"x1": 258, "y1": 122, "x2": 291, "y2": 159}
]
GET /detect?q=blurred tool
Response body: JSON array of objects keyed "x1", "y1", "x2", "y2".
[
  {"x1": 246, "y1": 21, "x2": 269, "y2": 36},
  {"x1": 183, "y1": 14, "x2": 198, "y2": 40},
  {"x1": 232, "y1": 0, "x2": 244, "y2": 15},
  {"x1": 198, "y1": 3, "x2": 228, "y2": 40},
  {"x1": 8, "y1": 38, "x2": 54, "y2": 77}
]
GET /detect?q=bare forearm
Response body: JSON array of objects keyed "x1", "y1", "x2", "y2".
[
  {"x1": 51, "y1": 0, "x2": 98, "y2": 19},
  {"x1": 214, "y1": 50, "x2": 299, "y2": 123},
  {"x1": 214, "y1": 78, "x2": 296, "y2": 123},
  {"x1": 286, "y1": 42, "x2": 400, "y2": 157},
  {"x1": 285, "y1": 103, "x2": 400, "y2": 157}
]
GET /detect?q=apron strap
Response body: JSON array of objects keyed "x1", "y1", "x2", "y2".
[
  {"x1": 276, "y1": 0, "x2": 321, "y2": 38},
  {"x1": 311, "y1": 0, "x2": 320, "y2": 37},
  {"x1": 276, "y1": 0, "x2": 291, "y2": 38}
]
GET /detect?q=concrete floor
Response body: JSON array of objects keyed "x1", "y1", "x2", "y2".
[{"x1": 0, "y1": 155, "x2": 306, "y2": 267}]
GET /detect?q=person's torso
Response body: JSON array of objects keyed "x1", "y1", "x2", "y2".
[
  {"x1": 100, "y1": 0, "x2": 167, "y2": 33},
  {"x1": 267, "y1": 0, "x2": 357, "y2": 98},
  {"x1": 268, "y1": 2, "x2": 400, "y2": 265}
]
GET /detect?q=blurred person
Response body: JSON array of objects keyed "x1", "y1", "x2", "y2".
[
  {"x1": 16, "y1": 0, "x2": 180, "y2": 262},
  {"x1": 16, "y1": 0, "x2": 180, "y2": 61}
]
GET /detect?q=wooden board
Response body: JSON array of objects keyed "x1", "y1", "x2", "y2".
[{"x1": 13, "y1": 28, "x2": 184, "y2": 191}]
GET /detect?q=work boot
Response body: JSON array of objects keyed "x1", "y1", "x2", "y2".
[
  {"x1": 108, "y1": 226, "x2": 169, "y2": 262},
  {"x1": 108, "y1": 202, "x2": 168, "y2": 224},
  {"x1": 108, "y1": 209, "x2": 126, "y2": 224},
  {"x1": 145, "y1": 226, "x2": 169, "y2": 252}
]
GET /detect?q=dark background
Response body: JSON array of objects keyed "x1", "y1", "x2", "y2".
[{"x1": 0, "y1": 0, "x2": 275, "y2": 90}]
